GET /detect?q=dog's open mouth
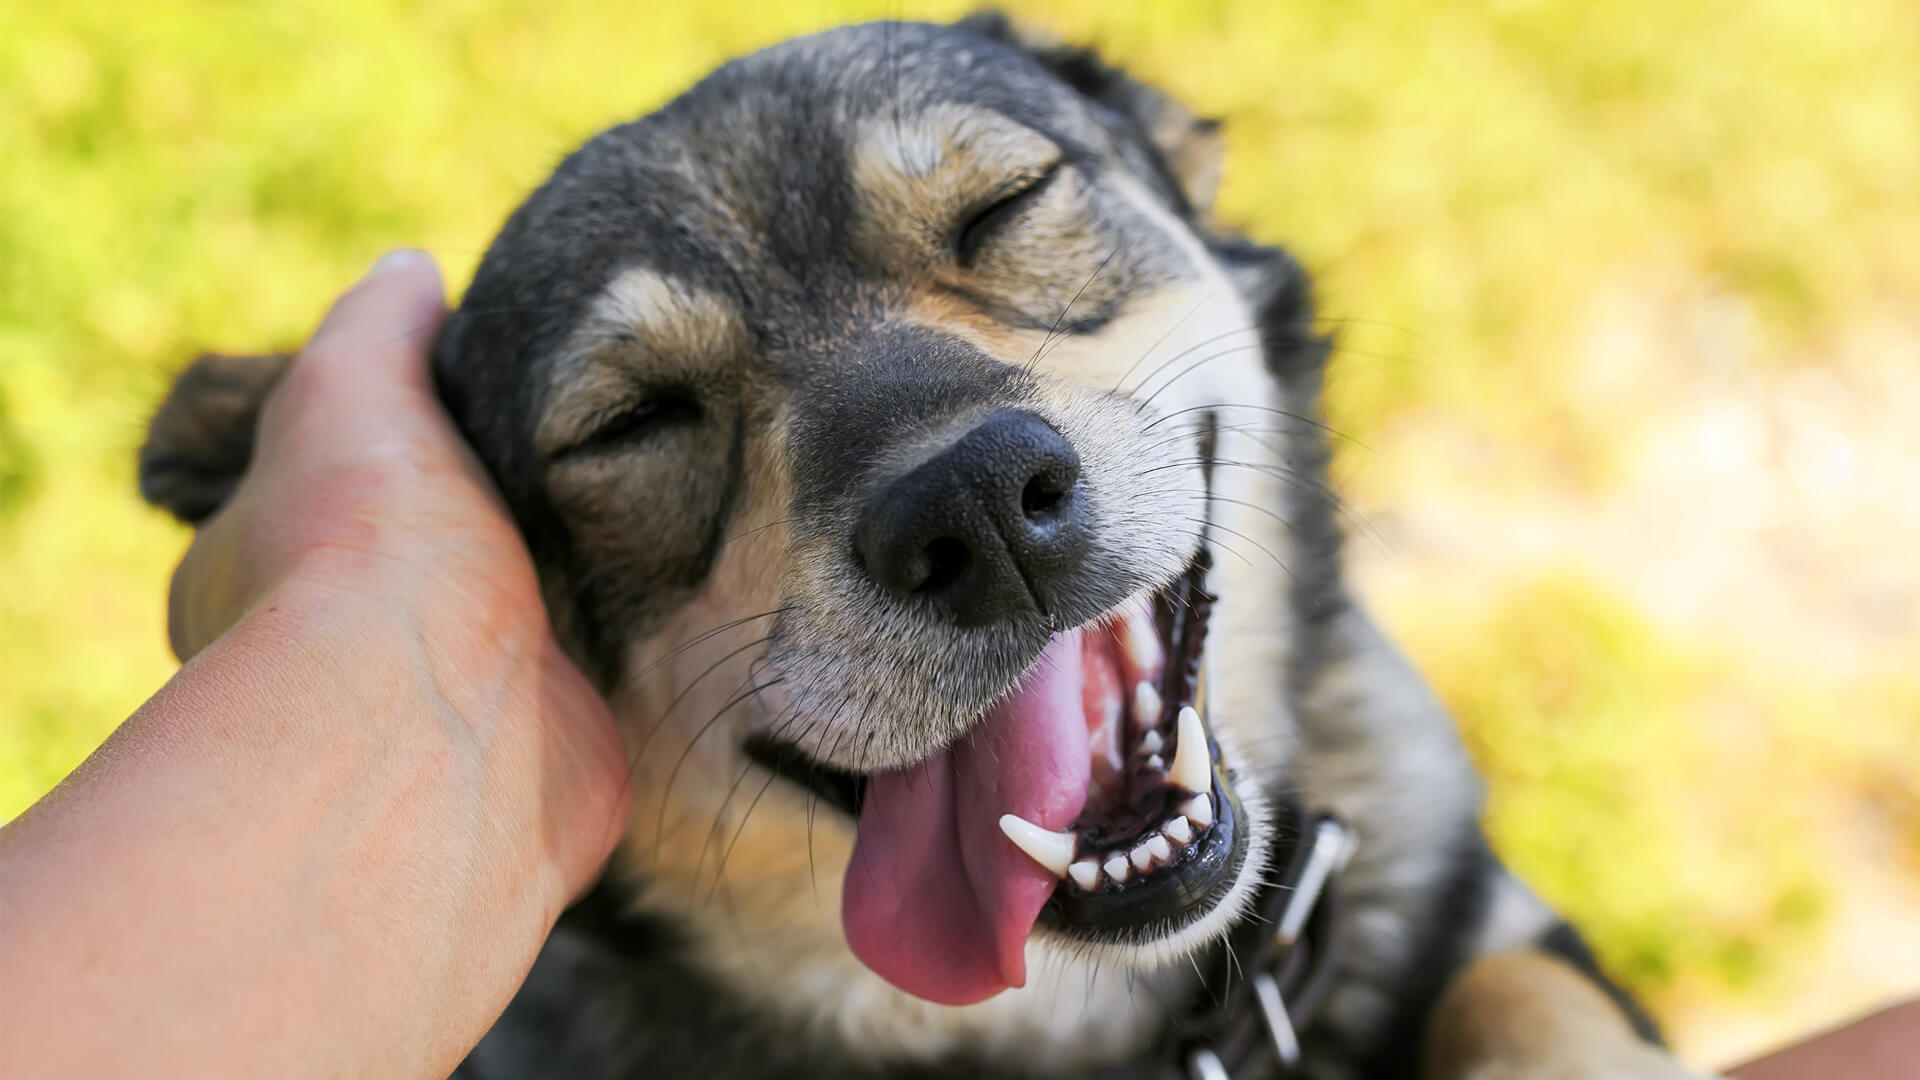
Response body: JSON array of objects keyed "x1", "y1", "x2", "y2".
[
  {"x1": 746, "y1": 552, "x2": 1244, "y2": 1005},
  {"x1": 1027, "y1": 551, "x2": 1244, "y2": 935}
]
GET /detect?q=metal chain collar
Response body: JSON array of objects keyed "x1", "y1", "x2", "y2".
[{"x1": 1175, "y1": 805, "x2": 1354, "y2": 1080}]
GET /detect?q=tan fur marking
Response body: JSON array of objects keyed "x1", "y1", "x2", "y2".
[
  {"x1": 1425, "y1": 951, "x2": 1711, "y2": 1080},
  {"x1": 897, "y1": 288, "x2": 1033, "y2": 359},
  {"x1": 534, "y1": 270, "x2": 747, "y2": 457},
  {"x1": 848, "y1": 104, "x2": 1062, "y2": 265},
  {"x1": 1163, "y1": 123, "x2": 1222, "y2": 214}
]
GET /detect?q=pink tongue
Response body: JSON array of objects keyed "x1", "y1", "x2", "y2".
[{"x1": 842, "y1": 633, "x2": 1093, "y2": 1005}]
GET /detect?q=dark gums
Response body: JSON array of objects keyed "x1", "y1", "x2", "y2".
[{"x1": 1038, "y1": 758, "x2": 1244, "y2": 936}]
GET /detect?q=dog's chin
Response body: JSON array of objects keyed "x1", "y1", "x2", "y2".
[{"x1": 746, "y1": 547, "x2": 1270, "y2": 984}]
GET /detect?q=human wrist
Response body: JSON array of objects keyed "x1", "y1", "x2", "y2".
[
  {"x1": 1, "y1": 574, "x2": 564, "y2": 1079},
  {"x1": 257, "y1": 558, "x2": 621, "y2": 907}
]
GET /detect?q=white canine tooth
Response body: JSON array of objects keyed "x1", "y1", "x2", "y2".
[
  {"x1": 1146, "y1": 754, "x2": 1164, "y2": 773},
  {"x1": 1139, "y1": 729, "x2": 1163, "y2": 755},
  {"x1": 1169, "y1": 705, "x2": 1212, "y2": 794},
  {"x1": 1130, "y1": 843, "x2": 1155, "y2": 871},
  {"x1": 1164, "y1": 816, "x2": 1193, "y2": 845},
  {"x1": 1104, "y1": 854, "x2": 1131, "y2": 883},
  {"x1": 1123, "y1": 616, "x2": 1161, "y2": 674},
  {"x1": 1182, "y1": 793, "x2": 1214, "y2": 829},
  {"x1": 1068, "y1": 860, "x2": 1102, "y2": 891},
  {"x1": 1146, "y1": 834, "x2": 1172, "y2": 861},
  {"x1": 1131, "y1": 682, "x2": 1162, "y2": 731},
  {"x1": 998, "y1": 814, "x2": 1075, "y2": 878}
]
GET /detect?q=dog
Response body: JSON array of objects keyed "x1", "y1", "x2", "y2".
[{"x1": 138, "y1": 14, "x2": 1711, "y2": 1079}]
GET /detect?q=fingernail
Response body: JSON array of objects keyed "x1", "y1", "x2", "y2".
[{"x1": 369, "y1": 248, "x2": 427, "y2": 277}]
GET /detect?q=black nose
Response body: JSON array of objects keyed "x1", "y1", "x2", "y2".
[{"x1": 854, "y1": 409, "x2": 1087, "y2": 627}]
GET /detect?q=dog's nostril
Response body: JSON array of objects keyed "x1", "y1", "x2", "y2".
[
  {"x1": 920, "y1": 537, "x2": 971, "y2": 594},
  {"x1": 1020, "y1": 474, "x2": 1072, "y2": 520},
  {"x1": 853, "y1": 409, "x2": 1089, "y2": 627}
]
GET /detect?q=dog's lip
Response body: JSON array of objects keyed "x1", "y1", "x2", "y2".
[
  {"x1": 1037, "y1": 743, "x2": 1244, "y2": 937},
  {"x1": 741, "y1": 731, "x2": 868, "y2": 817},
  {"x1": 738, "y1": 552, "x2": 1209, "y2": 822},
  {"x1": 1031, "y1": 549, "x2": 1251, "y2": 940},
  {"x1": 741, "y1": 549, "x2": 1251, "y2": 940}
]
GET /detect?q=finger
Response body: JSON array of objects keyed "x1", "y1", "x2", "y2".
[
  {"x1": 250, "y1": 250, "x2": 460, "y2": 482},
  {"x1": 256, "y1": 251, "x2": 448, "y2": 440},
  {"x1": 171, "y1": 252, "x2": 452, "y2": 658},
  {"x1": 303, "y1": 249, "x2": 448, "y2": 395}
]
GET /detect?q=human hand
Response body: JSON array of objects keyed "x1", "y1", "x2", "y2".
[
  {"x1": 166, "y1": 250, "x2": 628, "y2": 898},
  {"x1": 0, "y1": 251, "x2": 629, "y2": 1078},
  {"x1": 171, "y1": 248, "x2": 627, "y2": 881},
  {"x1": 1730, "y1": 998, "x2": 1920, "y2": 1080}
]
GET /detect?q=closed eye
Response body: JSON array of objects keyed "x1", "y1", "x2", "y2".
[
  {"x1": 954, "y1": 162, "x2": 1062, "y2": 267},
  {"x1": 556, "y1": 389, "x2": 702, "y2": 458}
]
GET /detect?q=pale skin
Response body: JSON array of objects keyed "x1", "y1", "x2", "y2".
[
  {"x1": 0, "y1": 251, "x2": 629, "y2": 1079},
  {"x1": 0, "y1": 252, "x2": 1908, "y2": 1078}
]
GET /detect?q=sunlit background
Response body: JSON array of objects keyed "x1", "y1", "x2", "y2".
[{"x1": 3, "y1": 0, "x2": 1916, "y2": 1068}]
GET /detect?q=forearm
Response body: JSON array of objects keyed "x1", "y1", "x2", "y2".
[{"x1": 0, "y1": 579, "x2": 567, "y2": 1079}]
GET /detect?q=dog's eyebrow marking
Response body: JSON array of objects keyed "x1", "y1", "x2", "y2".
[
  {"x1": 578, "y1": 268, "x2": 744, "y2": 356},
  {"x1": 535, "y1": 269, "x2": 745, "y2": 458},
  {"x1": 848, "y1": 104, "x2": 1063, "y2": 247}
]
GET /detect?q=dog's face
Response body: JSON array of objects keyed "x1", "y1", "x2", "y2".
[{"x1": 436, "y1": 14, "x2": 1324, "y2": 1033}]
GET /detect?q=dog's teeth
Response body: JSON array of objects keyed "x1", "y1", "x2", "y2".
[
  {"x1": 998, "y1": 814, "x2": 1075, "y2": 878},
  {"x1": 1131, "y1": 682, "x2": 1162, "y2": 731},
  {"x1": 1123, "y1": 616, "x2": 1161, "y2": 676},
  {"x1": 1164, "y1": 816, "x2": 1193, "y2": 845},
  {"x1": 1130, "y1": 843, "x2": 1155, "y2": 871},
  {"x1": 1139, "y1": 729, "x2": 1163, "y2": 755},
  {"x1": 1097, "y1": 679, "x2": 1124, "y2": 736},
  {"x1": 1169, "y1": 705, "x2": 1212, "y2": 794},
  {"x1": 1145, "y1": 754, "x2": 1164, "y2": 773},
  {"x1": 1182, "y1": 793, "x2": 1214, "y2": 830},
  {"x1": 1068, "y1": 860, "x2": 1102, "y2": 891},
  {"x1": 1146, "y1": 834, "x2": 1172, "y2": 862},
  {"x1": 1103, "y1": 854, "x2": 1131, "y2": 883}
]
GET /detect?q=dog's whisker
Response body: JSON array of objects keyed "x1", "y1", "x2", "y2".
[
  {"x1": 630, "y1": 607, "x2": 794, "y2": 688},
  {"x1": 1138, "y1": 452, "x2": 1371, "y2": 537},
  {"x1": 1173, "y1": 526, "x2": 1254, "y2": 570},
  {"x1": 1107, "y1": 290, "x2": 1216, "y2": 394},
  {"x1": 1132, "y1": 343, "x2": 1273, "y2": 411},
  {"x1": 1313, "y1": 312, "x2": 1427, "y2": 342},
  {"x1": 1130, "y1": 487, "x2": 1301, "y2": 537},
  {"x1": 1025, "y1": 247, "x2": 1121, "y2": 376},
  {"x1": 1182, "y1": 515, "x2": 1294, "y2": 583},
  {"x1": 1199, "y1": 455, "x2": 1392, "y2": 551},
  {"x1": 652, "y1": 675, "x2": 786, "y2": 858},
  {"x1": 806, "y1": 698, "x2": 858, "y2": 904},
  {"x1": 706, "y1": 713, "x2": 815, "y2": 905},
  {"x1": 690, "y1": 724, "x2": 784, "y2": 910},
  {"x1": 720, "y1": 516, "x2": 793, "y2": 548},
  {"x1": 629, "y1": 631, "x2": 778, "y2": 770},
  {"x1": 1135, "y1": 419, "x2": 1330, "y2": 459},
  {"x1": 1142, "y1": 400, "x2": 1370, "y2": 452},
  {"x1": 1120, "y1": 323, "x2": 1264, "y2": 402}
]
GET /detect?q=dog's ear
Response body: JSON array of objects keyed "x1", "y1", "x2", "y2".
[
  {"x1": 139, "y1": 352, "x2": 292, "y2": 524},
  {"x1": 957, "y1": 10, "x2": 1225, "y2": 217}
]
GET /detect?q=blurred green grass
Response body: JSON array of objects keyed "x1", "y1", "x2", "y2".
[{"x1": 4, "y1": 0, "x2": 1917, "y2": 1063}]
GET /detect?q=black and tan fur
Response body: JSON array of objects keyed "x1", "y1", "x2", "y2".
[{"x1": 139, "y1": 15, "x2": 1706, "y2": 1079}]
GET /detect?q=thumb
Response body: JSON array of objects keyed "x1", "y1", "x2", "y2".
[
  {"x1": 253, "y1": 249, "x2": 452, "y2": 462},
  {"x1": 270, "y1": 249, "x2": 449, "y2": 426},
  {"x1": 304, "y1": 249, "x2": 448, "y2": 394}
]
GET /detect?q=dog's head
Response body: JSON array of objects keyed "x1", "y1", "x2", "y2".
[{"x1": 145, "y1": 12, "x2": 1337, "y2": 1043}]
